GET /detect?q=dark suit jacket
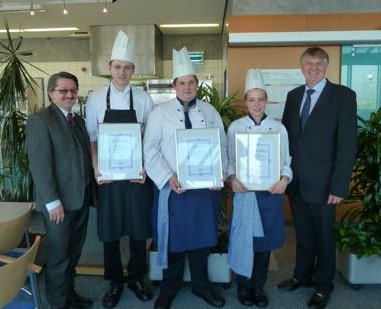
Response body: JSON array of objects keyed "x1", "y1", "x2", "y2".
[
  {"x1": 282, "y1": 80, "x2": 357, "y2": 203},
  {"x1": 26, "y1": 103, "x2": 93, "y2": 213}
]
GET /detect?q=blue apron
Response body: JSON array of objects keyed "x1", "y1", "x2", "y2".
[
  {"x1": 152, "y1": 185, "x2": 220, "y2": 252},
  {"x1": 252, "y1": 191, "x2": 284, "y2": 251}
]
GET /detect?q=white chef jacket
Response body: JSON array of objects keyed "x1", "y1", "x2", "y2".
[
  {"x1": 144, "y1": 98, "x2": 228, "y2": 189},
  {"x1": 227, "y1": 115, "x2": 292, "y2": 182},
  {"x1": 85, "y1": 83, "x2": 154, "y2": 143}
]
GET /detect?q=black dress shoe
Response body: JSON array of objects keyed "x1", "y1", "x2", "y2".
[
  {"x1": 307, "y1": 284, "x2": 334, "y2": 308},
  {"x1": 192, "y1": 290, "x2": 225, "y2": 307},
  {"x1": 102, "y1": 283, "x2": 123, "y2": 308},
  {"x1": 253, "y1": 288, "x2": 268, "y2": 308},
  {"x1": 237, "y1": 286, "x2": 254, "y2": 306},
  {"x1": 278, "y1": 278, "x2": 314, "y2": 291},
  {"x1": 128, "y1": 280, "x2": 153, "y2": 301},
  {"x1": 307, "y1": 291, "x2": 330, "y2": 308},
  {"x1": 154, "y1": 295, "x2": 174, "y2": 309},
  {"x1": 68, "y1": 292, "x2": 93, "y2": 308}
]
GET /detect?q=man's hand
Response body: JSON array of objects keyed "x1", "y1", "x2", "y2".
[
  {"x1": 229, "y1": 175, "x2": 248, "y2": 193},
  {"x1": 130, "y1": 168, "x2": 147, "y2": 184},
  {"x1": 327, "y1": 194, "x2": 343, "y2": 204},
  {"x1": 49, "y1": 204, "x2": 65, "y2": 224},
  {"x1": 168, "y1": 175, "x2": 186, "y2": 194}
]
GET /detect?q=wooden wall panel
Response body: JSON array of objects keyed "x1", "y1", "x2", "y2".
[
  {"x1": 227, "y1": 45, "x2": 341, "y2": 99},
  {"x1": 228, "y1": 13, "x2": 381, "y2": 33}
]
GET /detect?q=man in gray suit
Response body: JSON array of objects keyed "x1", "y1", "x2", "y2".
[
  {"x1": 26, "y1": 71, "x2": 94, "y2": 309},
  {"x1": 279, "y1": 47, "x2": 357, "y2": 308}
]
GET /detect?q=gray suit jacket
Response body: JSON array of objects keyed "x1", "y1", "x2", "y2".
[
  {"x1": 282, "y1": 80, "x2": 357, "y2": 203},
  {"x1": 26, "y1": 103, "x2": 93, "y2": 212}
]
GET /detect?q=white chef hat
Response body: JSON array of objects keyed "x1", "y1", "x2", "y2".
[
  {"x1": 110, "y1": 31, "x2": 135, "y2": 64},
  {"x1": 172, "y1": 47, "x2": 196, "y2": 79},
  {"x1": 245, "y1": 68, "x2": 265, "y2": 94}
]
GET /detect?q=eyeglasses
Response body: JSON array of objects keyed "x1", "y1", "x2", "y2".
[{"x1": 54, "y1": 88, "x2": 78, "y2": 95}]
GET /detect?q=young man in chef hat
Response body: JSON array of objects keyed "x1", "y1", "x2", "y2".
[
  {"x1": 144, "y1": 47, "x2": 228, "y2": 309},
  {"x1": 86, "y1": 31, "x2": 154, "y2": 308}
]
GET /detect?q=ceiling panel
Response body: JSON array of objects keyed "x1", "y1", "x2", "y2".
[{"x1": 0, "y1": 0, "x2": 227, "y2": 38}]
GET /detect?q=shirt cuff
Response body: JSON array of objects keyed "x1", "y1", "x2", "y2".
[{"x1": 46, "y1": 199, "x2": 61, "y2": 211}]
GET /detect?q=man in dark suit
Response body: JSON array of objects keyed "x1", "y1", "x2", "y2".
[
  {"x1": 279, "y1": 47, "x2": 357, "y2": 308},
  {"x1": 26, "y1": 71, "x2": 94, "y2": 309}
]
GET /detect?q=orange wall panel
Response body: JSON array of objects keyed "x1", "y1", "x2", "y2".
[
  {"x1": 228, "y1": 13, "x2": 381, "y2": 33},
  {"x1": 227, "y1": 46, "x2": 341, "y2": 99}
]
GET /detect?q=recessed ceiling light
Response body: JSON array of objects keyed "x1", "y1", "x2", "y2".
[{"x1": 159, "y1": 23, "x2": 219, "y2": 28}]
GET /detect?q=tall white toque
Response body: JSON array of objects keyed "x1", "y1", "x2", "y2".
[
  {"x1": 172, "y1": 46, "x2": 196, "y2": 79},
  {"x1": 245, "y1": 68, "x2": 265, "y2": 94},
  {"x1": 110, "y1": 31, "x2": 135, "y2": 64}
]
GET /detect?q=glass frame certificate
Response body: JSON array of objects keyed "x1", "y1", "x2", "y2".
[
  {"x1": 175, "y1": 128, "x2": 223, "y2": 190},
  {"x1": 235, "y1": 132, "x2": 280, "y2": 191},
  {"x1": 97, "y1": 123, "x2": 143, "y2": 181}
]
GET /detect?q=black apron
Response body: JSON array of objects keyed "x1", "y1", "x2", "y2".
[{"x1": 97, "y1": 86, "x2": 153, "y2": 242}]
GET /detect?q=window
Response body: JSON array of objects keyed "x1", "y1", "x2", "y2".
[{"x1": 341, "y1": 45, "x2": 381, "y2": 119}]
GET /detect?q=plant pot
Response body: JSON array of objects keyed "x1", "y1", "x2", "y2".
[
  {"x1": 336, "y1": 251, "x2": 381, "y2": 285},
  {"x1": 148, "y1": 249, "x2": 232, "y2": 283}
]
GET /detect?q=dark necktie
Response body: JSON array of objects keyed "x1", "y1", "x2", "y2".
[
  {"x1": 183, "y1": 105, "x2": 192, "y2": 129},
  {"x1": 300, "y1": 89, "x2": 315, "y2": 130},
  {"x1": 67, "y1": 112, "x2": 75, "y2": 126}
]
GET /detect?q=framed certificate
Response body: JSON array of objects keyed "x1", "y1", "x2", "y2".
[
  {"x1": 235, "y1": 132, "x2": 280, "y2": 191},
  {"x1": 97, "y1": 123, "x2": 143, "y2": 181},
  {"x1": 175, "y1": 128, "x2": 223, "y2": 190}
]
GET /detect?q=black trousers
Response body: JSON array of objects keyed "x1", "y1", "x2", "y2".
[
  {"x1": 160, "y1": 247, "x2": 212, "y2": 298},
  {"x1": 43, "y1": 198, "x2": 90, "y2": 307},
  {"x1": 236, "y1": 251, "x2": 271, "y2": 292},
  {"x1": 290, "y1": 187, "x2": 336, "y2": 293},
  {"x1": 103, "y1": 238, "x2": 147, "y2": 285}
]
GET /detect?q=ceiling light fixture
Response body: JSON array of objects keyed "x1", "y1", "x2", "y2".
[
  {"x1": 63, "y1": 0, "x2": 68, "y2": 15},
  {"x1": 159, "y1": 23, "x2": 219, "y2": 28},
  {"x1": 102, "y1": 0, "x2": 108, "y2": 13},
  {"x1": 30, "y1": 2, "x2": 35, "y2": 16},
  {"x1": 0, "y1": 2, "x2": 45, "y2": 14},
  {"x1": 0, "y1": 27, "x2": 80, "y2": 33}
]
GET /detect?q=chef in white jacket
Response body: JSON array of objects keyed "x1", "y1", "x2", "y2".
[
  {"x1": 144, "y1": 47, "x2": 227, "y2": 309},
  {"x1": 227, "y1": 69, "x2": 292, "y2": 308}
]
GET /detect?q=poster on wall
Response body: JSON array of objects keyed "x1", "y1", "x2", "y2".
[{"x1": 261, "y1": 69, "x2": 305, "y2": 120}]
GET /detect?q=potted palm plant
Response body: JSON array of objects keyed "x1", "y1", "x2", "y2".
[
  {"x1": 0, "y1": 19, "x2": 44, "y2": 202},
  {"x1": 336, "y1": 107, "x2": 381, "y2": 287}
]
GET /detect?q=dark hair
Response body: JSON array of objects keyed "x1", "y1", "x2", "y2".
[
  {"x1": 173, "y1": 74, "x2": 199, "y2": 85},
  {"x1": 300, "y1": 47, "x2": 329, "y2": 64},
  {"x1": 47, "y1": 71, "x2": 79, "y2": 103}
]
